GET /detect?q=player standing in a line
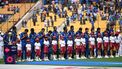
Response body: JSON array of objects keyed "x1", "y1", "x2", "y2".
[
  {"x1": 29, "y1": 28, "x2": 37, "y2": 61},
  {"x1": 115, "y1": 31, "x2": 120, "y2": 57},
  {"x1": 38, "y1": 28, "x2": 45, "y2": 60},
  {"x1": 20, "y1": 29, "x2": 28, "y2": 61},
  {"x1": 60, "y1": 27, "x2": 68, "y2": 59},
  {"x1": 35, "y1": 38, "x2": 41, "y2": 61},
  {"x1": 118, "y1": 31, "x2": 122, "y2": 56},
  {"x1": 51, "y1": 27, "x2": 59, "y2": 59},
  {"x1": 68, "y1": 26, "x2": 75, "y2": 59}
]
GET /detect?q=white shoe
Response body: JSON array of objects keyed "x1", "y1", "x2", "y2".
[
  {"x1": 97, "y1": 56, "x2": 101, "y2": 58},
  {"x1": 26, "y1": 58, "x2": 29, "y2": 61},
  {"x1": 81, "y1": 57, "x2": 83, "y2": 59},
  {"x1": 90, "y1": 57, "x2": 94, "y2": 59},
  {"x1": 76, "y1": 55, "x2": 79, "y2": 59},
  {"x1": 45, "y1": 58, "x2": 49, "y2": 61},
  {"x1": 22, "y1": 59, "x2": 25, "y2": 62},
  {"x1": 53, "y1": 57, "x2": 57, "y2": 60},
  {"x1": 61, "y1": 57, "x2": 65, "y2": 60},
  {"x1": 39, "y1": 58, "x2": 41, "y2": 61},
  {"x1": 31, "y1": 59, "x2": 33, "y2": 61},
  {"x1": 83, "y1": 57, "x2": 87, "y2": 59},
  {"x1": 69, "y1": 57, "x2": 72, "y2": 59},
  {"x1": 36, "y1": 58, "x2": 38, "y2": 61},
  {"x1": 105, "y1": 55, "x2": 109, "y2": 58},
  {"x1": 77, "y1": 57, "x2": 80, "y2": 59},
  {"x1": 18, "y1": 60, "x2": 21, "y2": 62},
  {"x1": 116, "y1": 55, "x2": 119, "y2": 57},
  {"x1": 110, "y1": 55, "x2": 114, "y2": 58}
]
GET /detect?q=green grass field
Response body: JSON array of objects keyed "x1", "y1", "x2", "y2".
[
  {"x1": 0, "y1": 59, "x2": 4, "y2": 64},
  {"x1": 75, "y1": 56, "x2": 122, "y2": 62}
]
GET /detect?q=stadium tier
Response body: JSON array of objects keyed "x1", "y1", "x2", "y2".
[{"x1": 0, "y1": 3, "x2": 35, "y2": 33}]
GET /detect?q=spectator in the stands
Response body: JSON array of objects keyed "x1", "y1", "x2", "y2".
[
  {"x1": 22, "y1": 20, "x2": 27, "y2": 28},
  {"x1": 32, "y1": 15, "x2": 37, "y2": 26},
  {"x1": 50, "y1": 16, "x2": 54, "y2": 27}
]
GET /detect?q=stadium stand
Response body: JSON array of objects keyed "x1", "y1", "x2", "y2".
[{"x1": 0, "y1": 3, "x2": 35, "y2": 33}]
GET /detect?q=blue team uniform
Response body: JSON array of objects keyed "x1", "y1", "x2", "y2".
[
  {"x1": 11, "y1": 31, "x2": 17, "y2": 43},
  {"x1": 84, "y1": 32, "x2": 89, "y2": 58},
  {"x1": 3, "y1": 33, "x2": 10, "y2": 46},
  {"x1": 76, "y1": 30, "x2": 82, "y2": 37},
  {"x1": 20, "y1": 32, "x2": 28, "y2": 59},
  {"x1": 51, "y1": 31, "x2": 59, "y2": 41},
  {"x1": 29, "y1": 32, "x2": 37, "y2": 59}
]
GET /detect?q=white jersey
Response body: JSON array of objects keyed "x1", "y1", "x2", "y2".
[
  {"x1": 115, "y1": 36, "x2": 120, "y2": 43},
  {"x1": 52, "y1": 40, "x2": 57, "y2": 45},
  {"x1": 81, "y1": 38, "x2": 86, "y2": 45},
  {"x1": 44, "y1": 40, "x2": 50, "y2": 47},
  {"x1": 97, "y1": 37, "x2": 103, "y2": 43},
  {"x1": 103, "y1": 36, "x2": 109, "y2": 43},
  {"x1": 59, "y1": 40, "x2": 65, "y2": 47},
  {"x1": 118, "y1": 34, "x2": 122, "y2": 45},
  {"x1": 67, "y1": 40, "x2": 73, "y2": 47},
  {"x1": 75, "y1": 38, "x2": 81, "y2": 46},
  {"x1": 35, "y1": 42, "x2": 41, "y2": 49},
  {"x1": 26, "y1": 44, "x2": 31, "y2": 50},
  {"x1": 0, "y1": 36, "x2": 3, "y2": 47},
  {"x1": 110, "y1": 36, "x2": 116, "y2": 43},
  {"x1": 89, "y1": 37, "x2": 95, "y2": 45},
  {"x1": 118, "y1": 34, "x2": 122, "y2": 56},
  {"x1": 17, "y1": 43, "x2": 22, "y2": 50}
]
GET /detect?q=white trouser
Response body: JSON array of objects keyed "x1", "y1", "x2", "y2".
[
  {"x1": 119, "y1": 44, "x2": 122, "y2": 56},
  {"x1": 0, "y1": 46, "x2": 3, "y2": 59}
]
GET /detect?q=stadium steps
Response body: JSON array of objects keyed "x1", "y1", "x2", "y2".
[{"x1": 0, "y1": 3, "x2": 35, "y2": 33}]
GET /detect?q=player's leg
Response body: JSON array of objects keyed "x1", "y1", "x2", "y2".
[
  {"x1": 97, "y1": 43, "x2": 102, "y2": 58},
  {"x1": 52, "y1": 45, "x2": 57, "y2": 60},
  {"x1": 104, "y1": 42, "x2": 109, "y2": 58},
  {"x1": 110, "y1": 43, "x2": 114, "y2": 58}
]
